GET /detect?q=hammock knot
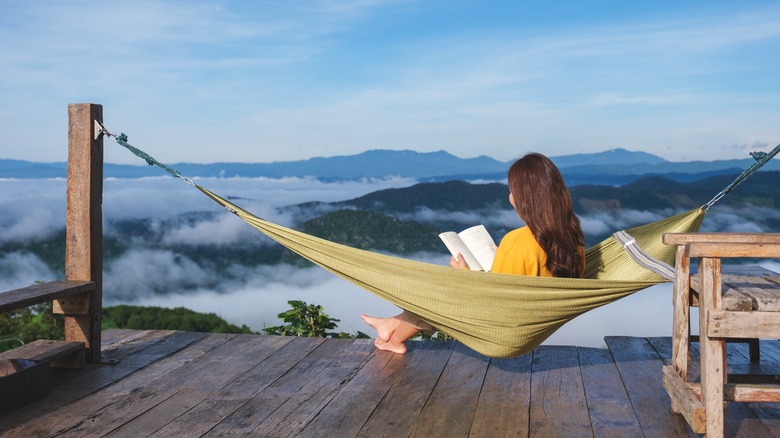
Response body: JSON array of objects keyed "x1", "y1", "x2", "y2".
[{"x1": 751, "y1": 151, "x2": 768, "y2": 161}]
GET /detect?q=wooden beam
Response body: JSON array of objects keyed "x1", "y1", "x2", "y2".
[
  {"x1": 686, "y1": 241, "x2": 780, "y2": 258},
  {"x1": 707, "y1": 310, "x2": 780, "y2": 339},
  {"x1": 0, "y1": 280, "x2": 94, "y2": 314},
  {"x1": 663, "y1": 233, "x2": 780, "y2": 245},
  {"x1": 671, "y1": 245, "x2": 691, "y2": 380},
  {"x1": 698, "y1": 256, "x2": 726, "y2": 438},
  {"x1": 687, "y1": 381, "x2": 780, "y2": 403},
  {"x1": 62, "y1": 103, "x2": 103, "y2": 363},
  {"x1": 661, "y1": 365, "x2": 705, "y2": 433}
]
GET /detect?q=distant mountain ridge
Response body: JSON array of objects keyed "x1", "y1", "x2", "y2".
[{"x1": 1, "y1": 148, "x2": 777, "y2": 185}]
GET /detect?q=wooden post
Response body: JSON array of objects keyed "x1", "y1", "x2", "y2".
[
  {"x1": 56, "y1": 103, "x2": 103, "y2": 363},
  {"x1": 699, "y1": 256, "x2": 725, "y2": 437},
  {"x1": 671, "y1": 244, "x2": 691, "y2": 382}
]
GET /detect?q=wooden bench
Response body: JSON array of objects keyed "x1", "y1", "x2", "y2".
[
  {"x1": 0, "y1": 280, "x2": 95, "y2": 314},
  {"x1": 662, "y1": 232, "x2": 780, "y2": 437},
  {"x1": 0, "y1": 281, "x2": 94, "y2": 412},
  {"x1": 0, "y1": 340, "x2": 86, "y2": 413}
]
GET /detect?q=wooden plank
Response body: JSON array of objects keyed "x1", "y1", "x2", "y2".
[
  {"x1": 0, "y1": 280, "x2": 94, "y2": 314},
  {"x1": 729, "y1": 384, "x2": 780, "y2": 402},
  {"x1": 0, "y1": 330, "x2": 206, "y2": 433},
  {"x1": 661, "y1": 365, "x2": 705, "y2": 433},
  {"x1": 728, "y1": 276, "x2": 780, "y2": 311},
  {"x1": 101, "y1": 335, "x2": 293, "y2": 437},
  {"x1": 755, "y1": 339, "x2": 780, "y2": 363},
  {"x1": 708, "y1": 311, "x2": 780, "y2": 339},
  {"x1": 605, "y1": 336, "x2": 697, "y2": 437},
  {"x1": 357, "y1": 341, "x2": 455, "y2": 437},
  {"x1": 410, "y1": 342, "x2": 489, "y2": 437},
  {"x1": 296, "y1": 344, "x2": 401, "y2": 437},
  {"x1": 0, "y1": 340, "x2": 84, "y2": 368},
  {"x1": 579, "y1": 347, "x2": 644, "y2": 437},
  {"x1": 137, "y1": 336, "x2": 326, "y2": 438},
  {"x1": 687, "y1": 242, "x2": 780, "y2": 258},
  {"x1": 8, "y1": 332, "x2": 237, "y2": 437},
  {"x1": 201, "y1": 337, "x2": 368, "y2": 436},
  {"x1": 469, "y1": 352, "x2": 532, "y2": 437},
  {"x1": 528, "y1": 345, "x2": 591, "y2": 437},
  {"x1": 664, "y1": 233, "x2": 780, "y2": 245},
  {"x1": 258, "y1": 339, "x2": 376, "y2": 437},
  {"x1": 45, "y1": 334, "x2": 287, "y2": 437}
]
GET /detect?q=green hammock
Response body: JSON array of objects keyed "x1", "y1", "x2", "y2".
[{"x1": 102, "y1": 126, "x2": 777, "y2": 357}]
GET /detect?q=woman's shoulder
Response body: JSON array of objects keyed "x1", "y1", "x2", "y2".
[{"x1": 502, "y1": 226, "x2": 533, "y2": 240}]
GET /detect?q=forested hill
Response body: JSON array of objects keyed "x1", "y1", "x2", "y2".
[
  {"x1": 327, "y1": 171, "x2": 780, "y2": 215},
  {"x1": 288, "y1": 170, "x2": 779, "y2": 251}
]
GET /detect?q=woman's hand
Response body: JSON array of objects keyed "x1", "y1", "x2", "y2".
[{"x1": 449, "y1": 253, "x2": 469, "y2": 270}]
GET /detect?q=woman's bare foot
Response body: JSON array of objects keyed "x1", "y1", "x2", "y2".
[
  {"x1": 361, "y1": 314, "x2": 400, "y2": 341},
  {"x1": 374, "y1": 337, "x2": 407, "y2": 354}
]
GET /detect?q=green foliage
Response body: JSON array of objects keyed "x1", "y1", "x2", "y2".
[
  {"x1": 102, "y1": 305, "x2": 255, "y2": 334},
  {"x1": 263, "y1": 300, "x2": 369, "y2": 339},
  {"x1": 415, "y1": 331, "x2": 455, "y2": 342},
  {"x1": 0, "y1": 338, "x2": 24, "y2": 353},
  {"x1": 0, "y1": 302, "x2": 64, "y2": 344}
]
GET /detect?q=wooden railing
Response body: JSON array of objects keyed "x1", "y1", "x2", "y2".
[{"x1": 0, "y1": 103, "x2": 104, "y2": 366}]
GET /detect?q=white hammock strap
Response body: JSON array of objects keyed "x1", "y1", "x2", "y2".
[{"x1": 613, "y1": 230, "x2": 675, "y2": 281}]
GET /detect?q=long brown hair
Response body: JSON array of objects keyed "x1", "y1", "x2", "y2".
[{"x1": 508, "y1": 153, "x2": 584, "y2": 278}]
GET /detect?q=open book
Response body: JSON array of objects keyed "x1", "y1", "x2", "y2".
[{"x1": 438, "y1": 224, "x2": 497, "y2": 271}]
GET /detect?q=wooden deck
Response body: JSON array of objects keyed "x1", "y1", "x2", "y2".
[{"x1": 1, "y1": 330, "x2": 779, "y2": 437}]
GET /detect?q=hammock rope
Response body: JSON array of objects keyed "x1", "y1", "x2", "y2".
[
  {"x1": 101, "y1": 125, "x2": 776, "y2": 357},
  {"x1": 703, "y1": 143, "x2": 780, "y2": 209}
]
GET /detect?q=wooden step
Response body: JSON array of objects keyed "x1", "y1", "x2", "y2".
[
  {"x1": 0, "y1": 339, "x2": 85, "y2": 363},
  {"x1": 0, "y1": 340, "x2": 86, "y2": 413}
]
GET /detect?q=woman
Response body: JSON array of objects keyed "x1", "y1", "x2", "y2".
[{"x1": 362, "y1": 152, "x2": 585, "y2": 353}]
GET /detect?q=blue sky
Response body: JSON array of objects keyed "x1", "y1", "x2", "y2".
[{"x1": 1, "y1": 0, "x2": 779, "y2": 164}]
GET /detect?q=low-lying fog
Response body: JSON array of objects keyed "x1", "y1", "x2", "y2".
[{"x1": 2, "y1": 176, "x2": 777, "y2": 347}]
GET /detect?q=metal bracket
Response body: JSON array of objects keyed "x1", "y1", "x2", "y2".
[
  {"x1": 94, "y1": 120, "x2": 105, "y2": 140},
  {"x1": 97, "y1": 356, "x2": 120, "y2": 365}
]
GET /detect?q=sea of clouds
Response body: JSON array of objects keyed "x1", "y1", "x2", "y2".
[{"x1": 1, "y1": 176, "x2": 778, "y2": 347}]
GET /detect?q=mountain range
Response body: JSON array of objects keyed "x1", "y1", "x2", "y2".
[{"x1": 2, "y1": 148, "x2": 778, "y2": 186}]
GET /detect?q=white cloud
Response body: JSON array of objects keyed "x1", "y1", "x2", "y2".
[
  {"x1": 0, "y1": 252, "x2": 56, "y2": 292},
  {"x1": 0, "y1": 179, "x2": 65, "y2": 243}
]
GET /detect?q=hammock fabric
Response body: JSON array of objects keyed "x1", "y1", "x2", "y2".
[
  {"x1": 103, "y1": 126, "x2": 776, "y2": 358},
  {"x1": 198, "y1": 185, "x2": 704, "y2": 358}
]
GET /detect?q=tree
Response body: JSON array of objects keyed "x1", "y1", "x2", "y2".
[
  {"x1": 0, "y1": 302, "x2": 64, "y2": 346},
  {"x1": 102, "y1": 305, "x2": 255, "y2": 334},
  {"x1": 263, "y1": 300, "x2": 369, "y2": 339}
]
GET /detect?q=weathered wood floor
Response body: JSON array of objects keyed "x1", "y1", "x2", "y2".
[{"x1": 1, "y1": 330, "x2": 779, "y2": 437}]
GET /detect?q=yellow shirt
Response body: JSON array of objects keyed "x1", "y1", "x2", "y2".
[
  {"x1": 490, "y1": 226, "x2": 585, "y2": 277},
  {"x1": 491, "y1": 226, "x2": 553, "y2": 276}
]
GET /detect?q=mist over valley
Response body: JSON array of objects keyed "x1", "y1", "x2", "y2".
[{"x1": 1, "y1": 150, "x2": 778, "y2": 345}]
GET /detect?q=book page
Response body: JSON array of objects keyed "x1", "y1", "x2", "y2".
[
  {"x1": 457, "y1": 225, "x2": 497, "y2": 271},
  {"x1": 438, "y1": 231, "x2": 484, "y2": 271}
]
